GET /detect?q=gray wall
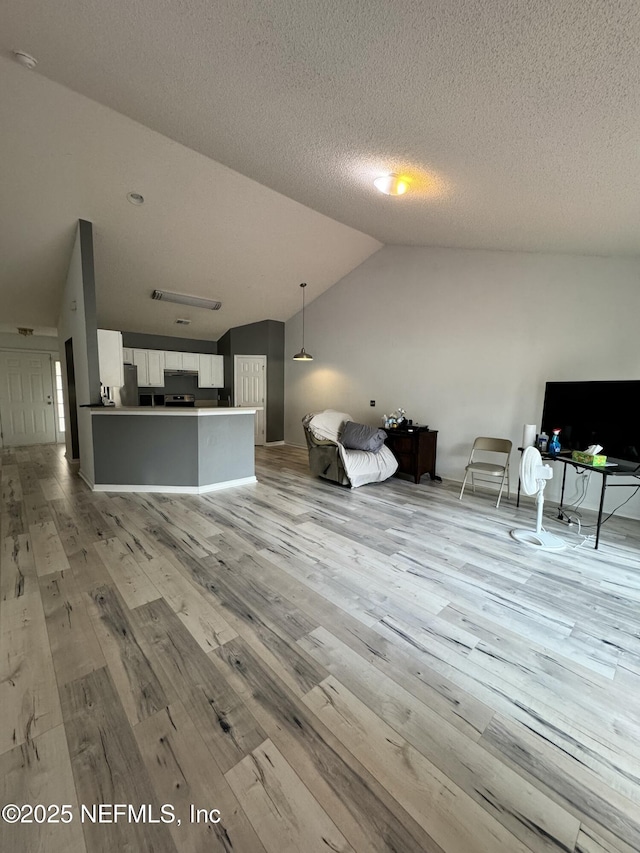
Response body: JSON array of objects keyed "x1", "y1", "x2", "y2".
[
  {"x1": 57, "y1": 220, "x2": 100, "y2": 479},
  {"x1": 122, "y1": 332, "x2": 217, "y2": 354},
  {"x1": 92, "y1": 413, "x2": 255, "y2": 487},
  {"x1": 198, "y1": 414, "x2": 255, "y2": 483},
  {"x1": 218, "y1": 319, "x2": 284, "y2": 442},
  {"x1": 93, "y1": 415, "x2": 199, "y2": 485}
]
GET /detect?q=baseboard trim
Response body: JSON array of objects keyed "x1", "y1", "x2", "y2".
[
  {"x1": 78, "y1": 469, "x2": 94, "y2": 489},
  {"x1": 265, "y1": 440, "x2": 285, "y2": 446},
  {"x1": 90, "y1": 475, "x2": 258, "y2": 494}
]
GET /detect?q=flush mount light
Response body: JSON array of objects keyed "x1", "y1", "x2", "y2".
[
  {"x1": 373, "y1": 174, "x2": 408, "y2": 196},
  {"x1": 127, "y1": 192, "x2": 145, "y2": 205},
  {"x1": 152, "y1": 289, "x2": 222, "y2": 310},
  {"x1": 13, "y1": 50, "x2": 37, "y2": 69},
  {"x1": 293, "y1": 282, "x2": 313, "y2": 361}
]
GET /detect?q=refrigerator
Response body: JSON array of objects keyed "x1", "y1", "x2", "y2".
[{"x1": 115, "y1": 363, "x2": 139, "y2": 407}]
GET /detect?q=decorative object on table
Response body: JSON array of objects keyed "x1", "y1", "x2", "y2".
[
  {"x1": 548, "y1": 428, "x2": 562, "y2": 457},
  {"x1": 522, "y1": 424, "x2": 537, "y2": 448},
  {"x1": 459, "y1": 436, "x2": 512, "y2": 508},
  {"x1": 292, "y1": 282, "x2": 313, "y2": 361},
  {"x1": 511, "y1": 447, "x2": 565, "y2": 551},
  {"x1": 385, "y1": 408, "x2": 407, "y2": 428}
]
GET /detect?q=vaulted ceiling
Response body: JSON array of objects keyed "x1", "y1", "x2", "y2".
[{"x1": 2, "y1": 0, "x2": 639, "y2": 338}]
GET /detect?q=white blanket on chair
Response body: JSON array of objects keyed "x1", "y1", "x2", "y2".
[{"x1": 338, "y1": 444, "x2": 398, "y2": 488}]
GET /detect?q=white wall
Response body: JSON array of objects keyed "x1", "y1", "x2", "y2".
[
  {"x1": 57, "y1": 222, "x2": 100, "y2": 483},
  {"x1": 285, "y1": 245, "x2": 640, "y2": 517}
]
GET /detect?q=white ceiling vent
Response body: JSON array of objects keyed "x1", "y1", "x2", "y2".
[
  {"x1": 175, "y1": 318, "x2": 191, "y2": 325},
  {"x1": 152, "y1": 289, "x2": 222, "y2": 310}
]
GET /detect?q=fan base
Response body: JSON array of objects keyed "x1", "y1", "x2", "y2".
[{"x1": 510, "y1": 528, "x2": 566, "y2": 552}]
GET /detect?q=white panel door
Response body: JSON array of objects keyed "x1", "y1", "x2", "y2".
[
  {"x1": 234, "y1": 355, "x2": 266, "y2": 446},
  {"x1": 0, "y1": 351, "x2": 56, "y2": 446}
]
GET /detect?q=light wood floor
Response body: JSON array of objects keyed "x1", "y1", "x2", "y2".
[{"x1": 1, "y1": 442, "x2": 639, "y2": 853}]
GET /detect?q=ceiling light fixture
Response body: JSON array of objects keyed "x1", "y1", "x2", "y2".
[
  {"x1": 293, "y1": 282, "x2": 313, "y2": 361},
  {"x1": 152, "y1": 289, "x2": 222, "y2": 310},
  {"x1": 373, "y1": 173, "x2": 408, "y2": 196},
  {"x1": 127, "y1": 192, "x2": 145, "y2": 205},
  {"x1": 13, "y1": 51, "x2": 37, "y2": 69}
]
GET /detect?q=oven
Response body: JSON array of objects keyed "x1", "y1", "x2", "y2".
[{"x1": 164, "y1": 394, "x2": 196, "y2": 407}]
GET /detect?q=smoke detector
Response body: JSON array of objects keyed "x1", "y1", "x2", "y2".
[{"x1": 13, "y1": 51, "x2": 38, "y2": 70}]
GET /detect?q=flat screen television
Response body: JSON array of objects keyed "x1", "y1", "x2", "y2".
[{"x1": 541, "y1": 380, "x2": 640, "y2": 467}]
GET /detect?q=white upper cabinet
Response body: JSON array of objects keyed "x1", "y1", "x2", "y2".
[
  {"x1": 97, "y1": 329, "x2": 124, "y2": 388},
  {"x1": 198, "y1": 354, "x2": 224, "y2": 388},
  {"x1": 133, "y1": 349, "x2": 165, "y2": 387},
  {"x1": 182, "y1": 352, "x2": 200, "y2": 371},
  {"x1": 122, "y1": 347, "x2": 133, "y2": 364},
  {"x1": 147, "y1": 350, "x2": 165, "y2": 386},
  {"x1": 163, "y1": 351, "x2": 183, "y2": 371}
]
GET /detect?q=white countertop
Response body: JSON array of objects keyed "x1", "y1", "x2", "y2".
[{"x1": 90, "y1": 406, "x2": 259, "y2": 416}]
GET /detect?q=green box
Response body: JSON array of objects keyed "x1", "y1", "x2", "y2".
[{"x1": 571, "y1": 451, "x2": 607, "y2": 466}]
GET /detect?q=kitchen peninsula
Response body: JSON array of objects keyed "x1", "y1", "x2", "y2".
[{"x1": 88, "y1": 407, "x2": 257, "y2": 493}]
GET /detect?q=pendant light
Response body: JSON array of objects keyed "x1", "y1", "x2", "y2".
[{"x1": 293, "y1": 282, "x2": 313, "y2": 360}]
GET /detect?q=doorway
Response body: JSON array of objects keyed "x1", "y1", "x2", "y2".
[
  {"x1": 65, "y1": 338, "x2": 80, "y2": 460},
  {"x1": 0, "y1": 350, "x2": 57, "y2": 446},
  {"x1": 234, "y1": 355, "x2": 266, "y2": 446}
]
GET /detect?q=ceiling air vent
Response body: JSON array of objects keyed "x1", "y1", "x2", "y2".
[
  {"x1": 175, "y1": 318, "x2": 191, "y2": 325},
  {"x1": 151, "y1": 289, "x2": 222, "y2": 310}
]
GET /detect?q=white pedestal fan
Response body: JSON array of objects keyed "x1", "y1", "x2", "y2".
[{"x1": 511, "y1": 446, "x2": 566, "y2": 551}]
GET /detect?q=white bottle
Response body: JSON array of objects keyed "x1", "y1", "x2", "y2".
[{"x1": 538, "y1": 432, "x2": 549, "y2": 452}]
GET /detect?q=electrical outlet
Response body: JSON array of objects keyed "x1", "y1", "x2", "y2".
[{"x1": 370, "y1": 400, "x2": 375, "y2": 407}]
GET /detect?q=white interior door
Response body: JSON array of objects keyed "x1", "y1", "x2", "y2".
[
  {"x1": 0, "y1": 351, "x2": 57, "y2": 446},
  {"x1": 234, "y1": 355, "x2": 266, "y2": 446}
]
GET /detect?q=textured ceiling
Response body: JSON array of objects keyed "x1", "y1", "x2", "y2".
[
  {"x1": 1, "y1": 0, "x2": 640, "y2": 336},
  {"x1": 0, "y1": 57, "x2": 380, "y2": 338}
]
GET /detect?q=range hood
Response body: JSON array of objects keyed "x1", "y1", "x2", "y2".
[{"x1": 164, "y1": 368, "x2": 198, "y2": 377}]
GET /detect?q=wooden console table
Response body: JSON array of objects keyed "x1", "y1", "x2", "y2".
[{"x1": 383, "y1": 428, "x2": 440, "y2": 484}]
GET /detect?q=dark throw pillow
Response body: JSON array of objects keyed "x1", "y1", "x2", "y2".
[{"x1": 340, "y1": 421, "x2": 387, "y2": 453}]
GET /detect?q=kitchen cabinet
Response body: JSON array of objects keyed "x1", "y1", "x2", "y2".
[
  {"x1": 122, "y1": 347, "x2": 133, "y2": 364},
  {"x1": 164, "y1": 351, "x2": 200, "y2": 371},
  {"x1": 163, "y1": 350, "x2": 183, "y2": 371},
  {"x1": 97, "y1": 329, "x2": 124, "y2": 388},
  {"x1": 133, "y1": 348, "x2": 165, "y2": 387},
  {"x1": 147, "y1": 350, "x2": 164, "y2": 385},
  {"x1": 198, "y1": 354, "x2": 224, "y2": 388},
  {"x1": 182, "y1": 352, "x2": 199, "y2": 371}
]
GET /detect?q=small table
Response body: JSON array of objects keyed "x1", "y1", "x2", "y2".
[
  {"x1": 383, "y1": 428, "x2": 440, "y2": 484},
  {"x1": 517, "y1": 449, "x2": 640, "y2": 549}
]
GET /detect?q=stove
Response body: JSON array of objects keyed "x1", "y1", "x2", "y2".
[{"x1": 164, "y1": 394, "x2": 195, "y2": 407}]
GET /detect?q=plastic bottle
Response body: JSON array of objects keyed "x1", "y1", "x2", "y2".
[
  {"x1": 548, "y1": 428, "x2": 561, "y2": 457},
  {"x1": 538, "y1": 431, "x2": 549, "y2": 452}
]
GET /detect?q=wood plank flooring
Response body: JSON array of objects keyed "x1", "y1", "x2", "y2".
[{"x1": 1, "y1": 442, "x2": 639, "y2": 853}]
